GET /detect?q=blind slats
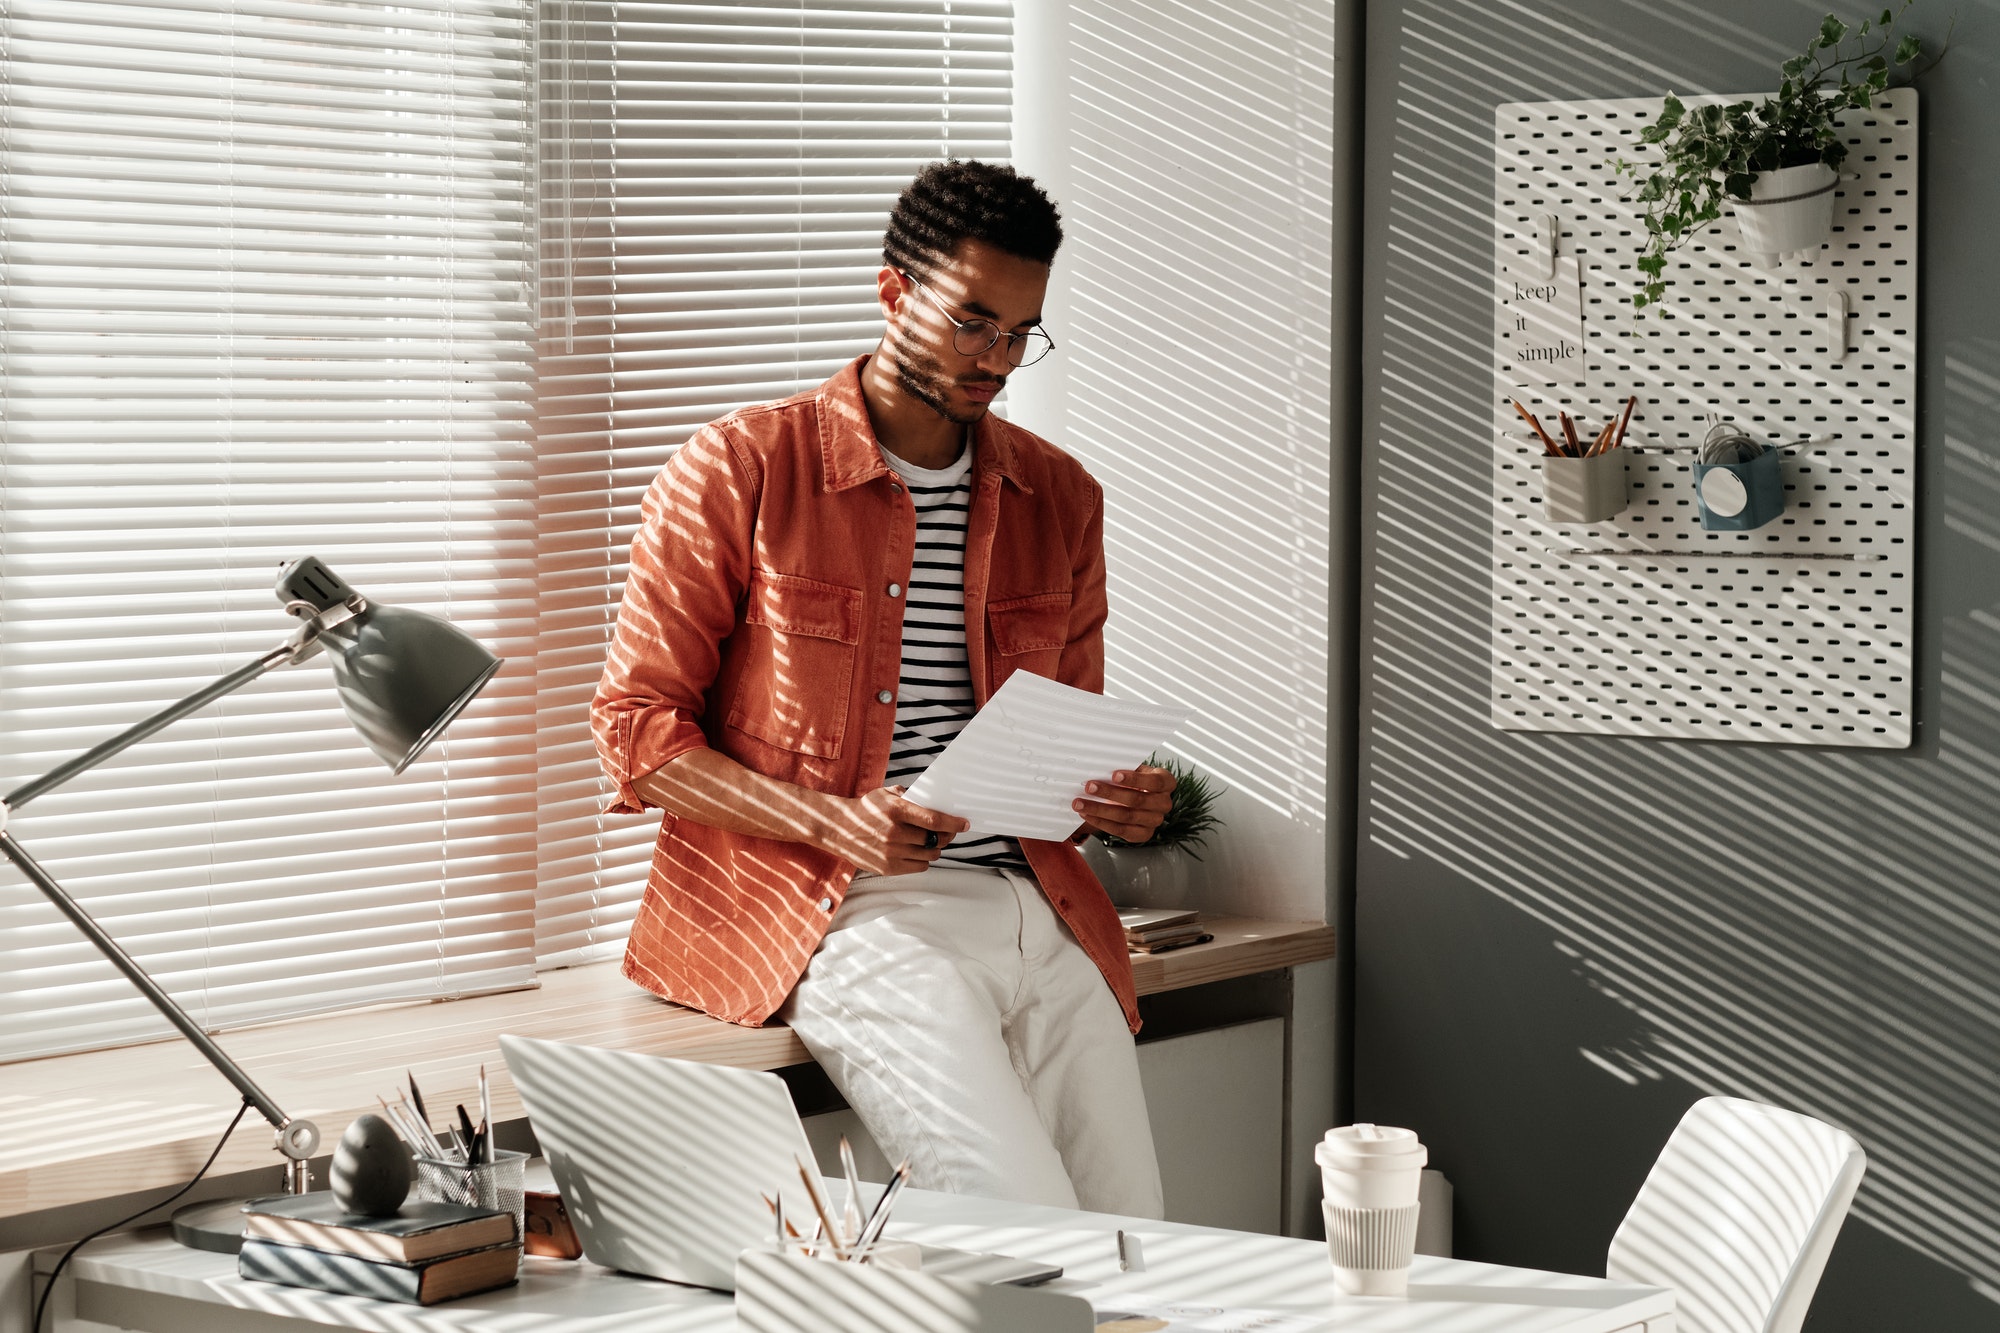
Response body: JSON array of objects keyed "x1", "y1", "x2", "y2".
[
  {"x1": 0, "y1": 0, "x2": 540, "y2": 1060},
  {"x1": 530, "y1": 0, "x2": 1012, "y2": 963}
]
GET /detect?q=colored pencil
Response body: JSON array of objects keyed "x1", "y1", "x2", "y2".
[{"x1": 1512, "y1": 399, "x2": 1561, "y2": 455}]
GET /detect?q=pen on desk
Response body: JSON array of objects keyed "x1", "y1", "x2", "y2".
[{"x1": 457, "y1": 1104, "x2": 478, "y2": 1164}]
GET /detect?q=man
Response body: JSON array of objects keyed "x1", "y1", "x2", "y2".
[{"x1": 593, "y1": 160, "x2": 1173, "y2": 1216}]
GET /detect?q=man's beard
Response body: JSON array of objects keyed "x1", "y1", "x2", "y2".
[{"x1": 890, "y1": 334, "x2": 1003, "y2": 427}]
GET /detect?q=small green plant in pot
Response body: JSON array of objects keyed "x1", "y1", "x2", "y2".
[
  {"x1": 1085, "y1": 755, "x2": 1224, "y2": 909},
  {"x1": 1616, "y1": 5, "x2": 1927, "y2": 309}
]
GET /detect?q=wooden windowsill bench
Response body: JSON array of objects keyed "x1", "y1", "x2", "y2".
[{"x1": 0, "y1": 916, "x2": 1335, "y2": 1220}]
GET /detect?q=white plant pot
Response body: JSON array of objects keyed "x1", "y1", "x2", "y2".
[
  {"x1": 1730, "y1": 162, "x2": 1838, "y2": 268},
  {"x1": 1099, "y1": 843, "x2": 1197, "y2": 910}
]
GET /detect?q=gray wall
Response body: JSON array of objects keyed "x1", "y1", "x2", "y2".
[{"x1": 1354, "y1": 2, "x2": 2000, "y2": 1327}]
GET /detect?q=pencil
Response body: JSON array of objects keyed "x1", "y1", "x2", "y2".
[
  {"x1": 1559, "y1": 411, "x2": 1580, "y2": 457},
  {"x1": 854, "y1": 1163, "x2": 911, "y2": 1255},
  {"x1": 838, "y1": 1137, "x2": 863, "y2": 1244},
  {"x1": 1613, "y1": 393, "x2": 1638, "y2": 449},
  {"x1": 1588, "y1": 419, "x2": 1614, "y2": 458},
  {"x1": 762, "y1": 1191, "x2": 803, "y2": 1241},
  {"x1": 1511, "y1": 399, "x2": 1561, "y2": 456},
  {"x1": 478, "y1": 1065, "x2": 493, "y2": 1165},
  {"x1": 797, "y1": 1157, "x2": 847, "y2": 1259}
]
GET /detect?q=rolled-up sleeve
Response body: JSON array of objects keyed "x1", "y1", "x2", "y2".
[{"x1": 592, "y1": 424, "x2": 759, "y2": 813}]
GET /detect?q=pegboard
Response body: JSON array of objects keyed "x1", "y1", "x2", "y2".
[{"x1": 1491, "y1": 89, "x2": 1917, "y2": 748}]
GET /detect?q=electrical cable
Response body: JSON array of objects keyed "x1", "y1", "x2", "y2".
[
  {"x1": 34, "y1": 1098, "x2": 252, "y2": 1333},
  {"x1": 1700, "y1": 418, "x2": 1767, "y2": 464}
]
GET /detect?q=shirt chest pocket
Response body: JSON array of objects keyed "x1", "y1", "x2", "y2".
[
  {"x1": 726, "y1": 570, "x2": 862, "y2": 759},
  {"x1": 989, "y1": 591, "x2": 1071, "y2": 659}
]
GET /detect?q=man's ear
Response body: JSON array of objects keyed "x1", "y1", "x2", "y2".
[{"x1": 875, "y1": 266, "x2": 906, "y2": 321}]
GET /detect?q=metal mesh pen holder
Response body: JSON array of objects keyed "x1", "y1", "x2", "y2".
[{"x1": 415, "y1": 1149, "x2": 528, "y2": 1242}]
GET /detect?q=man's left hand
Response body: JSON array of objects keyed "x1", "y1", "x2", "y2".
[{"x1": 1071, "y1": 764, "x2": 1176, "y2": 844}]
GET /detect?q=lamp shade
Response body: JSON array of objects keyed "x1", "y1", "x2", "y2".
[
  {"x1": 275, "y1": 556, "x2": 503, "y2": 774},
  {"x1": 318, "y1": 604, "x2": 504, "y2": 774}
]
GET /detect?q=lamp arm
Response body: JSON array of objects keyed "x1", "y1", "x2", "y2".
[
  {"x1": 4, "y1": 642, "x2": 295, "y2": 814},
  {"x1": 0, "y1": 637, "x2": 325, "y2": 1172}
]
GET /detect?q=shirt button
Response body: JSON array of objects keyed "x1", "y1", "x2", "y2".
[
  {"x1": 887, "y1": 583, "x2": 902, "y2": 598},
  {"x1": 889, "y1": 483, "x2": 903, "y2": 494},
  {"x1": 876, "y1": 689, "x2": 894, "y2": 704},
  {"x1": 818, "y1": 896, "x2": 834, "y2": 913}
]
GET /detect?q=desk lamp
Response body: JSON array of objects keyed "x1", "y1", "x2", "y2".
[{"x1": 0, "y1": 556, "x2": 503, "y2": 1251}]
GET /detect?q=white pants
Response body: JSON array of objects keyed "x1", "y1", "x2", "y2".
[{"x1": 779, "y1": 865, "x2": 1164, "y2": 1218}]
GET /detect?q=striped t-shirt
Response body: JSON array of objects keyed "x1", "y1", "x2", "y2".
[{"x1": 879, "y1": 439, "x2": 1027, "y2": 873}]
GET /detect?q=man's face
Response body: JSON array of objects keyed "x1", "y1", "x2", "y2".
[{"x1": 880, "y1": 239, "x2": 1051, "y2": 426}]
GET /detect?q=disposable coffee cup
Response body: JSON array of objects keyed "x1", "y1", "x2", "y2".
[{"x1": 1318, "y1": 1123, "x2": 1426, "y2": 1298}]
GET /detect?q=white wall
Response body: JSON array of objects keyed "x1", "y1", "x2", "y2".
[{"x1": 1010, "y1": 0, "x2": 1336, "y2": 923}]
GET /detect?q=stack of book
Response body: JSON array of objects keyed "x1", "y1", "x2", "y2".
[
  {"x1": 239, "y1": 1193, "x2": 520, "y2": 1306},
  {"x1": 1120, "y1": 907, "x2": 1212, "y2": 955}
]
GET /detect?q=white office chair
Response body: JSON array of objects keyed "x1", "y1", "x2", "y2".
[{"x1": 1608, "y1": 1096, "x2": 1866, "y2": 1333}]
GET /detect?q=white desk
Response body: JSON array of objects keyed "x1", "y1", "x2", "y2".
[{"x1": 46, "y1": 1188, "x2": 1673, "y2": 1333}]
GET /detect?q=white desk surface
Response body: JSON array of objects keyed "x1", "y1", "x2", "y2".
[{"x1": 56, "y1": 1188, "x2": 1673, "y2": 1333}]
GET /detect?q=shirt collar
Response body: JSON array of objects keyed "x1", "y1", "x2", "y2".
[{"x1": 816, "y1": 355, "x2": 1032, "y2": 495}]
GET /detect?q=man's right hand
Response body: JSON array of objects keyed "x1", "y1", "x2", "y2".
[{"x1": 815, "y1": 786, "x2": 970, "y2": 877}]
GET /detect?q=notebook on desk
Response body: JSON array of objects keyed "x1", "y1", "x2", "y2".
[{"x1": 499, "y1": 1035, "x2": 1062, "y2": 1293}]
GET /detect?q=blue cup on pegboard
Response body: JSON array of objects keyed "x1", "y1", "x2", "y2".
[{"x1": 1692, "y1": 425, "x2": 1784, "y2": 531}]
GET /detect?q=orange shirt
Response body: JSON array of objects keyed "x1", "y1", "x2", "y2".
[{"x1": 593, "y1": 357, "x2": 1139, "y2": 1032}]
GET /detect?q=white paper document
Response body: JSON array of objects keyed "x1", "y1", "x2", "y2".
[{"x1": 903, "y1": 671, "x2": 1191, "y2": 841}]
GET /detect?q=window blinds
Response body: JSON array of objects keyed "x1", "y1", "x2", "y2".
[
  {"x1": 532, "y1": 0, "x2": 1013, "y2": 964},
  {"x1": 0, "y1": 0, "x2": 540, "y2": 1058}
]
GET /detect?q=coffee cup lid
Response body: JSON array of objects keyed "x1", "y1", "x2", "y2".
[{"x1": 1316, "y1": 1123, "x2": 1427, "y2": 1170}]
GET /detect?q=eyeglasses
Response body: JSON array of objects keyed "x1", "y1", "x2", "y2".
[{"x1": 898, "y1": 271, "x2": 1056, "y2": 368}]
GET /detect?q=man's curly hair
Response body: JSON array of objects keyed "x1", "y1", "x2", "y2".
[{"x1": 883, "y1": 160, "x2": 1064, "y2": 278}]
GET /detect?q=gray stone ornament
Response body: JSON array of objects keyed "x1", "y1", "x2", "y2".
[{"x1": 329, "y1": 1113, "x2": 412, "y2": 1216}]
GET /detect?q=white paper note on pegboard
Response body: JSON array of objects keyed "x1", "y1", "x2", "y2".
[{"x1": 1491, "y1": 89, "x2": 1917, "y2": 749}]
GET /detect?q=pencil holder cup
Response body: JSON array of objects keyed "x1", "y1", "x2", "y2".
[
  {"x1": 415, "y1": 1150, "x2": 527, "y2": 1244},
  {"x1": 1693, "y1": 443, "x2": 1784, "y2": 531},
  {"x1": 1540, "y1": 450, "x2": 1627, "y2": 524},
  {"x1": 780, "y1": 1235, "x2": 923, "y2": 1270}
]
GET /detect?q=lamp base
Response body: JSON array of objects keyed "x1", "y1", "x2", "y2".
[{"x1": 170, "y1": 1196, "x2": 285, "y2": 1254}]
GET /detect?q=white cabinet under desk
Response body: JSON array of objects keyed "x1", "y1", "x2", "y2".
[{"x1": 801, "y1": 1016, "x2": 1288, "y2": 1236}]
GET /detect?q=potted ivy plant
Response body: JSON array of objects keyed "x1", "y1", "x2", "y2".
[
  {"x1": 1617, "y1": 6, "x2": 1927, "y2": 308},
  {"x1": 1080, "y1": 755, "x2": 1224, "y2": 910}
]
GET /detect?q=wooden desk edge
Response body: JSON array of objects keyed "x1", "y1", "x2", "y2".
[{"x1": 2, "y1": 917, "x2": 1335, "y2": 1220}]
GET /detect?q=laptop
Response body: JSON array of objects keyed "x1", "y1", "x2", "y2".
[{"x1": 499, "y1": 1034, "x2": 1063, "y2": 1292}]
